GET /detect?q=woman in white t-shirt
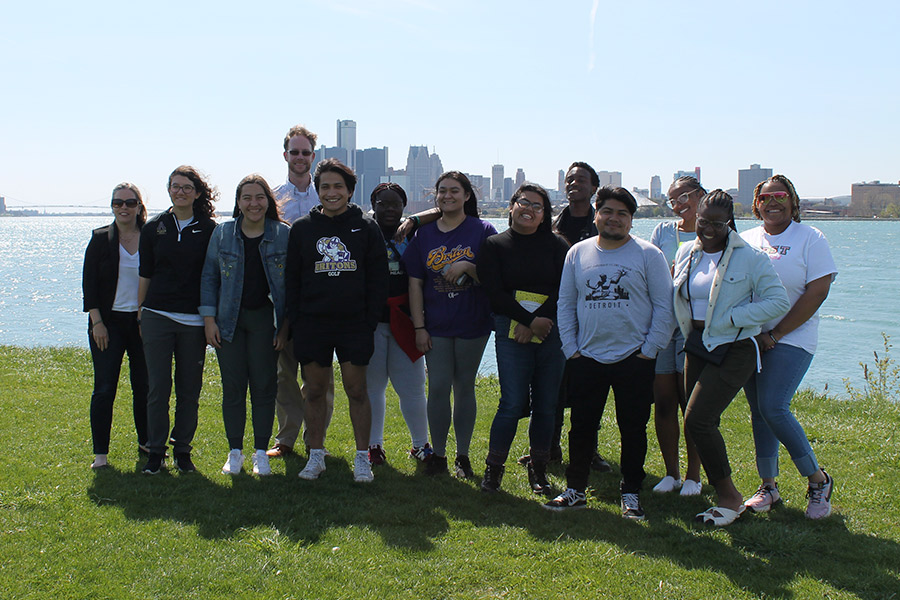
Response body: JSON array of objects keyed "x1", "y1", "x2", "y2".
[
  {"x1": 82, "y1": 183, "x2": 148, "y2": 469},
  {"x1": 740, "y1": 175, "x2": 837, "y2": 520}
]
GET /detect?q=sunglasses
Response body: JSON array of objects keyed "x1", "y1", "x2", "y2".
[
  {"x1": 696, "y1": 217, "x2": 729, "y2": 231},
  {"x1": 111, "y1": 199, "x2": 140, "y2": 208},
  {"x1": 288, "y1": 149, "x2": 313, "y2": 157},
  {"x1": 756, "y1": 191, "x2": 790, "y2": 204}
]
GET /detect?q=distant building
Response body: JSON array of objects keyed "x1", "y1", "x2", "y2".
[
  {"x1": 850, "y1": 181, "x2": 900, "y2": 216},
  {"x1": 558, "y1": 170, "x2": 565, "y2": 195},
  {"x1": 336, "y1": 120, "x2": 357, "y2": 169},
  {"x1": 406, "y1": 146, "x2": 444, "y2": 212},
  {"x1": 515, "y1": 168, "x2": 525, "y2": 189},
  {"x1": 312, "y1": 145, "x2": 351, "y2": 171},
  {"x1": 598, "y1": 171, "x2": 622, "y2": 188},
  {"x1": 465, "y1": 174, "x2": 491, "y2": 204},
  {"x1": 355, "y1": 147, "x2": 389, "y2": 210},
  {"x1": 674, "y1": 168, "x2": 701, "y2": 184},
  {"x1": 0, "y1": 196, "x2": 5, "y2": 213},
  {"x1": 650, "y1": 176, "x2": 662, "y2": 200},
  {"x1": 738, "y1": 163, "x2": 773, "y2": 208},
  {"x1": 503, "y1": 177, "x2": 514, "y2": 203},
  {"x1": 491, "y1": 164, "x2": 504, "y2": 203}
]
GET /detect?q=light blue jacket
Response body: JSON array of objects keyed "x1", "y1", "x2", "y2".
[
  {"x1": 199, "y1": 216, "x2": 290, "y2": 343},
  {"x1": 673, "y1": 230, "x2": 790, "y2": 351}
]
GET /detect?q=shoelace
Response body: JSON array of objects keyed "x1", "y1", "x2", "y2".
[
  {"x1": 751, "y1": 485, "x2": 776, "y2": 501},
  {"x1": 622, "y1": 493, "x2": 641, "y2": 511},
  {"x1": 806, "y1": 481, "x2": 827, "y2": 504}
]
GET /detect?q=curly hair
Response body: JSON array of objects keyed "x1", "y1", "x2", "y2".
[
  {"x1": 111, "y1": 182, "x2": 147, "y2": 228},
  {"x1": 168, "y1": 165, "x2": 218, "y2": 219},
  {"x1": 509, "y1": 183, "x2": 553, "y2": 233},
  {"x1": 232, "y1": 174, "x2": 284, "y2": 222},
  {"x1": 752, "y1": 174, "x2": 801, "y2": 223}
]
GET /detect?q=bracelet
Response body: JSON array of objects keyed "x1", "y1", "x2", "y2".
[
  {"x1": 414, "y1": 326, "x2": 426, "y2": 330},
  {"x1": 768, "y1": 331, "x2": 779, "y2": 344},
  {"x1": 93, "y1": 320, "x2": 103, "y2": 326}
]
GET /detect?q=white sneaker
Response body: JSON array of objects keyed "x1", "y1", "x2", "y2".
[
  {"x1": 222, "y1": 449, "x2": 244, "y2": 475},
  {"x1": 299, "y1": 449, "x2": 326, "y2": 480},
  {"x1": 252, "y1": 450, "x2": 271, "y2": 476},
  {"x1": 680, "y1": 479, "x2": 703, "y2": 496},
  {"x1": 653, "y1": 475, "x2": 682, "y2": 493},
  {"x1": 354, "y1": 452, "x2": 374, "y2": 483}
]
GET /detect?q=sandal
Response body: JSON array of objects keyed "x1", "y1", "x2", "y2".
[{"x1": 695, "y1": 505, "x2": 745, "y2": 526}]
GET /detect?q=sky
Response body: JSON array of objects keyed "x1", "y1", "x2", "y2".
[{"x1": 2, "y1": 0, "x2": 898, "y2": 212}]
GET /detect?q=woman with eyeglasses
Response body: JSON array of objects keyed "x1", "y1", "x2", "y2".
[
  {"x1": 672, "y1": 189, "x2": 789, "y2": 526},
  {"x1": 740, "y1": 175, "x2": 837, "y2": 519},
  {"x1": 139, "y1": 166, "x2": 218, "y2": 475},
  {"x1": 82, "y1": 183, "x2": 149, "y2": 469},
  {"x1": 403, "y1": 171, "x2": 497, "y2": 478},
  {"x1": 200, "y1": 175, "x2": 290, "y2": 477},
  {"x1": 477, "y1": 184, "x2": 569, "y2": 495},
  {"x1": 648, "y1": 176, "x2": 705, "y2": 496},
  {"x1": 365, "y1": 183, "x2": 430, "y2": 466}
]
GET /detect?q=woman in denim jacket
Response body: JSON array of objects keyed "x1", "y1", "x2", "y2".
[
  {"x1": 200, "y1": 174, "x2": 290, "y2": 476},
  {"x1": 672, "y1": 189, "x2": 789, "y2": 526}
]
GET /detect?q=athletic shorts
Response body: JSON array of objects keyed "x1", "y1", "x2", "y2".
[{"x1": 293, "y1": 325, "x2": 375, "y2": 367}]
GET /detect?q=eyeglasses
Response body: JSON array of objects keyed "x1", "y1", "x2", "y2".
[
  {"x1": 696, "y1": 217, "x2": 729, "y2": 231},
  {"x1": 756, "y1": 191, "x2": 790, "y2": 204},
  {"x1": 288, "y1": 150, "x2": 313, "y2": 157},
  {"x1": 170, "y1": 184, "x2": 195, "y2": 194},
  {"x1": 666, "y1": 190, "x2": 695, "y2": 209},
  {"x1": 513, "y1": 198, "x2": 544, "y2": 212},
  {"x1": 111, "y1": 199, "x2": 139, "y2": 208}
]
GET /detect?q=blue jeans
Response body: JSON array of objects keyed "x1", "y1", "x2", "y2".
[
  {"x1": 486, "y1": 316, "x2": 566, "y2": 465},
  {"x1": 744, "y1": 343, "x2": 819, "y2": 478}
]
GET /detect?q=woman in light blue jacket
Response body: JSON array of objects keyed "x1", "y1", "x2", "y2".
[
  {"x1": 200, "y1": 174, "x2": 290, "y2": 477},
  {"x1": 672, "y1": 189, "x2": 789, "y2": 526}
]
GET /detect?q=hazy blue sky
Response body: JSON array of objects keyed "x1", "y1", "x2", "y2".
[{"x1": 2, "y1": 0, "x2": 897, "y2": 211}]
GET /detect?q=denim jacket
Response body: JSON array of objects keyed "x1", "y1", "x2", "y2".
[
  {"x1": 673, "y1": 230, "x2": 789, "y2": 351},
  {"x1": 199, "y1": 216, "x2": 290, "y2": 343}
]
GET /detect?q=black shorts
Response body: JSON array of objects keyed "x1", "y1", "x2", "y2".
[{"x1": 293, "y1": 325, "x2": 375, "y2": 367}]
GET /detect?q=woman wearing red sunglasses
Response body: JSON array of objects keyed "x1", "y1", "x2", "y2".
[{"x1": 740, "y1": 174, "x2": 837, "y2": 519}]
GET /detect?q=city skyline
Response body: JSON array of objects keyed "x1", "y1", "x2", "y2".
[{"x1": 1, "y1": 1, "x2": 898, "y2": 211}]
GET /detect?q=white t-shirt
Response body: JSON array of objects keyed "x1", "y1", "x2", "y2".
[
  {"x1": 741, "y1": 221, "x2": 837, "y2": 354},
  {"x1": 112, "y1": 244, "x2": 140, "y2": 311},
  {"x1": 681, "y1": 251, "x2": 721, "y2": 322}
]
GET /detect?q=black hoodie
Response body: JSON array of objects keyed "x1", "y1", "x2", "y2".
[{"x1": 285, "y1": 203, "x2": 388, "y2": 331}]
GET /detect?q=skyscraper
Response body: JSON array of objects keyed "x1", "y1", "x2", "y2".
[
  {"x1": 738, "y1": 163, "x2": 773, "y2": 208},
  {"x1": 491, "y1": 164, "x2": 504, "y2": 203},
  {"x1": 336, "y1": 119, "x2": 357, "y2": 169},
  {"x1": 406, "y1": 146, "x2": 444, "y2": 212},
  {"x1": 598, "y1": 171, "x2": 622, "y2": 188},
  {"x1": 650, "y1": 175, "x2": 662, "y2": 200},
  {"x1": 515, "y1": 168, "x2": 525, "y2": 189},
  {"x1": 558, "y1": 170, "x2": 565, "y2": 195},
  {"x1": 355, "y1": 147, "x2": 389, "y2": 210}
]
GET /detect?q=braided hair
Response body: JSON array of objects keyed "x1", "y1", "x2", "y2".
[
  {"x1": 371, "y1": 182, "x2": 408, "y2": 207},
  {"x1": 672, "y1": 175, "x2": 706, "y2": 196},
  {"x1": 752, "y1": 174, "x2": 801, "y2": 223},
  {"x1": 698, "y1": 189, "x2": 737, "y2": 232}
]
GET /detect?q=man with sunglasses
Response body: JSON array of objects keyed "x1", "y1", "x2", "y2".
[{"x1": 267, "y1": 125, "x2": 336, "y2": 459}]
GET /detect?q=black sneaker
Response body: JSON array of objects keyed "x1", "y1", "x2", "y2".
[
  {"x1": 142, "y1": 453, "x2": 165, "y2": 475},
  {"x1": 527, "y1": 460, "x2": 551, "y2": 495},
  {"x1": 454, "y1": 455, "x2": 475, "y2": 479},
  {"x1": 480, "y1": 462, "x2": 505, "y2": 493},
  {"x1": 173, "y1": 453, "x2": 196, "y2": 473},
  {"x1": 543, "y1": 488, "x2": 587, "y2": 511},
  {"x1": 424, "y1": 454, "x2": 448, "y2": 476},
  {"x1": 591, "y1": 452, "x2": 612, "y2": 472},
  {"x1": 621, "y1": 492, "x2": 646, "y2": 520}
]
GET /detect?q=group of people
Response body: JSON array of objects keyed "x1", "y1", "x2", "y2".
[{"x1": 82, "y1": 124, "x2": 836, "y2": 525}]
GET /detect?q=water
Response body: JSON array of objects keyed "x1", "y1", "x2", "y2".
[{"x1": 1, "y1": 216, "x2": 896, "y2": 395}]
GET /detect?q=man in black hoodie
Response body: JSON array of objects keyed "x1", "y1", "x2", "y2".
[{"x1": 286, "y1": 159, "x2": 389, "y2": 483}]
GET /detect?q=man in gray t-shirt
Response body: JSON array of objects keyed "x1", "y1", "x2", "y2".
[{"x1": 544, "y1": 187, "x2": 674, "y2": 518}]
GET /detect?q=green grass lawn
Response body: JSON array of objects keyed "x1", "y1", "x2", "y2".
[{"x1": 1, "y1": 346, "x2": 899, "y2": 599}]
